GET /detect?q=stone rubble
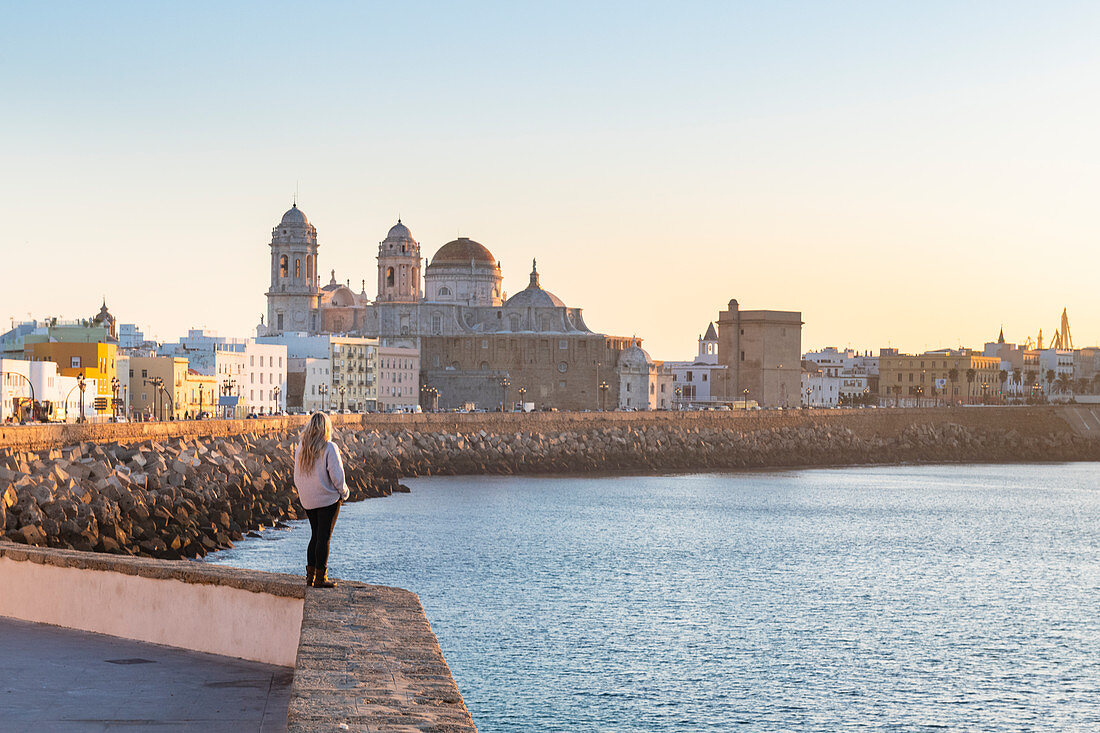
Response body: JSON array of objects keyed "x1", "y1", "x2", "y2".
[{"x1": 1, "y1": 421, "x2": 1096, "y2": 559}]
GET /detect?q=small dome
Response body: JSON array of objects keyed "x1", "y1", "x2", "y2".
[
  {"x1": 385, "y1": 220, "x2": 414, "y2": 241},
  {"x1": 429, "y1": 237, "x2": 497, "y2": 267},
  {"x1": 280, "y1": 204, "x2": 309, "y2": 226},
  {"x1": 619, "y1": 344, "x2": 652, "y2": 368},
  {"x1": 504, "y1": 259, "x2": 565, "y2": 308}
]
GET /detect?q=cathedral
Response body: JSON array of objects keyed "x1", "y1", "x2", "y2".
[{"x1": 258, "y1": 204, "x2": 646, "y2": 410}]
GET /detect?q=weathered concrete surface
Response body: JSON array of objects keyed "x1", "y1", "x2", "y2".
[
  {"x1": 290, "y1": 581, "x2": 477, "y2": 732},
  {"x1": 0, "y1": 615, "x2": 293, "y2": 732}
]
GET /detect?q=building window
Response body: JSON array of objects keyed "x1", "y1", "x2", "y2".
[
  {"x1": 740, "y1": 351, "x2": 745, "y2": 361},
  {"x1": 280, "y1": 255, "x2": 288, "y2": 277},
  {"x1": 295, "y1": 258, "x2": 301, "y2": 278},
  {"x1": 71, "y1": 357, "x2": 81, "y2": 368},
  {"x1": 439, "y1": 286, "x2": 451, "y2": 297},
  {"x1": 559, "y1": 340, "x2": 568, "y2": 350},
  {"x1": 386, "y1": 267, "x2": 395, "y2": 287}
]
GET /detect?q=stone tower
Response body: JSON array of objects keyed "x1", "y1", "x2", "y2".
[
  {"x1": 266, "y1": 203, "x2": 320, "y2": 334},
  {"x1": 376, "y1": 220, "x2": 421, "y2": 303}
]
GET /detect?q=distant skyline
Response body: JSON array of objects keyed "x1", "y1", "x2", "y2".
[{"x1": 4, "y1": 2, "x2": 1099, "y2": 357}]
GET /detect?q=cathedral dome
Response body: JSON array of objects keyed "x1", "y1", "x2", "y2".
[
  {"x1": 429, "y1": 237, "x2": 497, "y2": 267},
  {"x1": 280, "y1": 204, "x2": 309, "y2": 226},
  {"x1": 385, "y1": 220, "x2": 414, "y2": 241},
  {"x1": 505, "y1": 259, "x2": 565, "y2": 308}
]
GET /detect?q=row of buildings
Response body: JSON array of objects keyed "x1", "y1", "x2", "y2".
[
  {"x1": 799, "y1": 311, "x2": 1100, "y2": 408},
  {"x1": 6, "y1": 202, "x2": 1092, "y2": 419}
]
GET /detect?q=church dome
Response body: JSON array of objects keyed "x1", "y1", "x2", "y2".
[
  {"x1": 385, "y1": 220, "x2": 414, "y2": 241},
  {"x1": 429, "y1": 237, "x2": 497, "y2": 267},
  {"x1": 505, "y1": 259, "x2": 565, "y2": 308},
  {"x1": 280, "y1": 204, "x2": 309, "y2": 226},
  {"x1": 619, "y1": 344, "x2": 652, "y2": 369}
]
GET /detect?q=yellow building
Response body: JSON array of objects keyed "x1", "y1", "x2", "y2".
[
  {"x1": 181, "y1": 370, "x2": 218, "y2": 419},
  {"x1": 878, "y1": 350, "x2": 1003, "y2": 406},
  {"x1": 127, "y1": 356, "x2": 189, "y2": 420},
  {"x1": 25, "y1": 341, "x2": 118, "y2": 416}
]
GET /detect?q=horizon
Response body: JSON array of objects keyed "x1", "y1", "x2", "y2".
[{"x1": 4, "y1": 2, "x2": 1099, "y2": 356}]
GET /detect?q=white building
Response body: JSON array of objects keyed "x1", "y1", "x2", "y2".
[
  {"x1": 259, "y1": 333, "x2": 384, "y2": 412},
  {"x1": 0, "y1": 358, "x2": 96, "y2": 422},
  {"x1": 160, "y1": 330, "x2": 287, "y2": 415},
  {"x1": 802, "y1": 347, "x2": 878, "y2": 404},
  {"x1": 801, "y1": 367, "x2": 841, "y2": 407},
  {"x1": 667, "y1": 323, "x2": 728, "y2": 407},
  {"x1": 618, "y1": 345, "x2": 673, "y2": 410}
]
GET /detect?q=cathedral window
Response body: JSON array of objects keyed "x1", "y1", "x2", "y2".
[
  {"x1": 386, "y1": 267, "x2": 395, "y2": 287},
  {"x1": 279, "y1": 256, "x2": 288, "y2": 277},
  {"x1": 439, "y1": 286, "x2": 451, "y2": 297},
  {"x1": 295, "y1": 259, "x2": 301, "y2": 278}
]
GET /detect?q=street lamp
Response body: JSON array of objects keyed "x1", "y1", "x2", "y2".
[
  {"x1": 110, "y1": 377, "x2": 120, "y2": 420},
  {"x1": 221, "y1": 376, "x2": 237, "y2": 419},
  {"x1": 498, "y1": 377, "x2": 510, "y2": 413},
  {"x1": 517, "y1": 387, "x2": 527, "y2": 412},
  {"x1": 273, "y1": 384, "x2": 281, "y2": 414},
  {"x1": 599, "y1": 381, "x2": 609, "y2": 411},
  {"x1": 318, "y1": 382, "x2": 329, "y2": 412},
  {"x1": 742, "y1": 388, "x2": 749, "y2": 408},
  {"x1": 674, "y1": 384, "x2": 682, "y2": 410},
  {"x1": 77, "y1": 372, "x2": 87, "y2": 423},
  {"x1": 339, "y1": 385, "x2": 346, "y2": 412},
  {"x1": 805, "y1": 386, "x2": 812, "y2": 408}
]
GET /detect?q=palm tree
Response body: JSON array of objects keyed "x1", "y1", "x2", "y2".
[
  {"x1": 1045, "y1": 369, "x2": 1056, "y2": 400},
  {"x1": 1055, "y1": 373, "x2": 1072, "y2": 397},
  {"x1": 892, "y1": 384, "x2": 902, "y2": 407},
  {"x1": 966, "y1": 368, "x2": 976, "y2": 404},
  {"x1": 1075, "y1": 377, "x2": 1089, "y2": 395},
  {"x1": 1092, "y1": 373, "x2": 1100, "y2": 395},
  {"x1": 998, "y1": 369, "x2": 1008, "y2": 402},
  {"x1": 948, "y1": 368, "x2": 959, "y2": 405},
  {"x1": 1025, "y1": 370, "x2": 1038, "y2": 402},
  {"x1": 1012, "y1": 368, "x2": 1022, "y2": 398}
]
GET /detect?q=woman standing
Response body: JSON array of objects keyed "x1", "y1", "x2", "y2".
[{"x1": 294, "y1": 412, "x2": 349, "y2": 588}]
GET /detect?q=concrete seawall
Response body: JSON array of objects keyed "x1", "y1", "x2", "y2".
[
  {"x1": 0, "y1": 544, "x2": 477, "y2": 731},
  {"x1": 1, "y1": 405, "x2": 1097, "y2": 452}
]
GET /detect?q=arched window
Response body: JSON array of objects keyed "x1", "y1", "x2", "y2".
[
  {"x1": 295, "y1": 258, "x2": 301, "y2": 278},
  {"x1": 279, "y1": 255, "x2": 288, "y2": 278},
  {"x1": 439, "y1": 286, "x2": 451, "y2": 297},
  {"x1": 386, "y1": 267, "x2": 395, "y2": 287},
  {"x1": 307, "y1": 256, "x2": 313, "y2": 283}
]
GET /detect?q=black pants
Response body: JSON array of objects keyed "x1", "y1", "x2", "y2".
[{"x1": 305, "y1": 501, "x2": 341, "y2": 572}]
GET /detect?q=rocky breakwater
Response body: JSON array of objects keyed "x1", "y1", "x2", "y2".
[
  {"x1": 358, "y1": 420, "x2": 1100, "y2": 476},
  {"x1": 2, "y1": 418, "x2": 1097, "y2": 558},
  {"x1": 0, "y1": 432, "x2": 406, "y2": 558}
]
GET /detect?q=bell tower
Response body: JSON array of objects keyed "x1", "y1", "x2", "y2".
[
  {"x1": 376, "y1": 220, "x2": 421, "y2": 303},
  {"x1": 265, "y1": 203, "x2": 320, "y2": 334}
]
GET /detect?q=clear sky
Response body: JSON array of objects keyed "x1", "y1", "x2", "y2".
[{"x1": 3, "y1": 1, "x2": 1099, "y2": 357}]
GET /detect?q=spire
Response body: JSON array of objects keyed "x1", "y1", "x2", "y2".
[
  {"x1": 703, "y1": 322, "x2": 718, "y2": 341},
  {"x1": 329, "y1": 269, "x2": 337, "y2": 286},
  {"x1": 998, "y1": 325, "x2": 1005, "y2": 344},
  {"x1": 529, "y1": 258, "x2": 540, "y2": 288}
]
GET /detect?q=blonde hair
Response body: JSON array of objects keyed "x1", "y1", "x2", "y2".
[{"x1": 298, "y1": 412, "x2": 332, "y2": 473}]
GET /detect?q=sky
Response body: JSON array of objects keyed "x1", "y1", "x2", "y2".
[{"x1": 3, "y1": 1, "x2": 1099, "y2": 358}]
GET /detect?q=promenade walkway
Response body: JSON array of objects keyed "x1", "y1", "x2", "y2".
[{"x1": 0, "y1": 616, "x2": 292, "y2": 732}]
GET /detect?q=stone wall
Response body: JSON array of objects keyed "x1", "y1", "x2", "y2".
[{"x1": 0, "y1": 405, "x2": 1089, "y2": 453}]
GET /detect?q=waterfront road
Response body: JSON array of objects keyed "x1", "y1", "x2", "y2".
[{"x1": 0, "y1": 616, "x2": 291, "y2": 731}]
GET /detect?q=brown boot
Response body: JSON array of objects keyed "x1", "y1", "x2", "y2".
[
  {"x1": 306, "y1": 566, "x2": 316, "y2": 586},
  {"x1": 312, "y1": 569, "x2": 336, "y2": 588}
]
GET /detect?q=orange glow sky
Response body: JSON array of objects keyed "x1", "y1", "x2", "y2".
[{"x1": 3, "y1": 3, "x2": 1099, "y2": 358}]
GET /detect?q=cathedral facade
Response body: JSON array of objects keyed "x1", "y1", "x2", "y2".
[{"x1": 259, "y1": 204, "x2": 644, "y2": 410}]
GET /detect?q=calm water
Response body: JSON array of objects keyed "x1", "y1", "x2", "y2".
[{"x1": 207, "y1": 463, "x2": 1100, "y2": 731}]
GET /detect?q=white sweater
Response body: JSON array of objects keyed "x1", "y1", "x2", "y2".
[{"x1": 293, "y1": 441, "x2": 349, "y2": 510}]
